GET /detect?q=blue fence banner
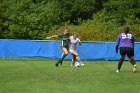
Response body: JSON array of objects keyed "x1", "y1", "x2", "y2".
[{"x1": 0, "y1": 39, "x2": 140, "y2": 60}]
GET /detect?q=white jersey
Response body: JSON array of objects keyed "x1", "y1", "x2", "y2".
[{"x1": 69, "y1": 36, "x2": 80, "y2": 50}]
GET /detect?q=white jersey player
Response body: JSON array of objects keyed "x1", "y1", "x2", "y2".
[{"x1": 69, "y1": 32, "x2": 84, "y2": 67}]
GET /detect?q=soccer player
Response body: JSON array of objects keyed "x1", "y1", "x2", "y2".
[
  {"x1": 116, "y1": 26, "x2": 136, "y2": 73},
  {"x1": 69, "y1": 32, "x2": 84, "y2": 67},
  {"x1": 46, "y1": 26, "x2": 70, "y2": 67}
]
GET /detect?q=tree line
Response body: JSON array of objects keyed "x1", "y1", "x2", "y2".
[{"x1": 0, "y1": 0, "x2": 140, "y2": 41}]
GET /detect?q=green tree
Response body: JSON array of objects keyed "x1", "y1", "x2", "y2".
[
  {"x1": 1, "y1": 0, "x2": 63, "y2": 39},
  {"x1": 103, "y1": 0, "x2": 140, "y2": 25},
  {"x1": 59, "y1": 0, "x2": 107, "y2": 25}
]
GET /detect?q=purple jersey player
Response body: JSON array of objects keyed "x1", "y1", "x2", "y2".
[
  {"x1": 116, "y1": 26, "x2": 136, "y2": 73},
  {"x1": 116, "y1": 33, "x2": 134, "y2": 48}
]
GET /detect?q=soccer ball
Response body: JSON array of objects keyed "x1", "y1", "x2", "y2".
[{"x1": 75, "y1": 62, "x2": 80, "y2": 67}]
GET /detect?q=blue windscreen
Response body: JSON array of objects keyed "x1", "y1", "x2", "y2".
[{"x1": 0, "y1": 40, "x2": 140, "y2": 60}]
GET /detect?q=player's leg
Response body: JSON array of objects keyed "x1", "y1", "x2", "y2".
[
  {"x1": 116, "y1": 55, "x2": 125, "y2": 72},
  {"x1": 128, "y1": 56, "x2": 136, "y2": 72},
  {"x1": 69, "y1": 49, "x2": 76, "y2": 66},
  {"x1": 71, "y1": 54, "x2": 76, "y2": 67},
  {"x1": 55, "y1": 47, "x2": 69, "y2": 66},
  {"x1": 60, "y1": 47, "x2": 69, "y2": 64},
  {"x1": 127, "y1": 48, "x2": 136, "y2": 72},
  {"x1": 116, "y1": 47, "x2": 126, "y2": 72},
  {"x1": 128, "y1": 56, "x2": 136, "y2": 66},
  {"x1": 71, "y1": 50, "x2": 84, "y2": 65},
  {"x1": 71, "y1": 50, "x2": 80, "y2": 61}
]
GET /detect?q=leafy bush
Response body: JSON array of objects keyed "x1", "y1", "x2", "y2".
[{"x1": 0, "y1": 0, "x2": 140, "y2": 41}]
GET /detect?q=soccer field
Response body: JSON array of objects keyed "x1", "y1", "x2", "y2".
[{"x1": 0, "y1": 59, "x2": 140, "y2": 93}]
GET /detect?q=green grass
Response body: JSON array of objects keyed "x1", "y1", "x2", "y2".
[{"x1": 0, "y1": 59, "x2": 140, "y2": 93}]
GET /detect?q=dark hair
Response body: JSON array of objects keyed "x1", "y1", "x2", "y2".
[{"x1": 123, "y1": 26, "x2": 129, "y2": 33}]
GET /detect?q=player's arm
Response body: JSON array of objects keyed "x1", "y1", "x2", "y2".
[
  {"x1": 132, "y1": 36, "x2": 134, "y2": 48},
  {"x1": 116, "y1": 35, "x2": 120, "y2": 53},
  {"x1": 77, "y1": 38, "x2": 81, "y2": 45},
  {"x1": 46, "y1": 35, "x2": 58, "y2": 39}
]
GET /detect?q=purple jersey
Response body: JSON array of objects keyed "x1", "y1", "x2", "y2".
[{"x1": 116, "y1": 32, "x2": 134, "y2": 48}]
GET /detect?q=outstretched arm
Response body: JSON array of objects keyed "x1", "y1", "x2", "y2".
[{"x1": 46, "y1": 35, "x2": 58, "y2": 39}]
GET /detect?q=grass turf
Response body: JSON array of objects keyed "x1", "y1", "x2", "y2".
[{"x1": 0, "y1": 59, "x2": 140, "y2": 93}]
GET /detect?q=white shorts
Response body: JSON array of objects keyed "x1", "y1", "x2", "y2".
[{"x1": 69, "y1": 49, "x2": 74, "y2": 53}]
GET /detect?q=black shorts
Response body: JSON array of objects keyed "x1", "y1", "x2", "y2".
[{"x1": 120, "y1": 47, "x2": 134, "y2": 57}]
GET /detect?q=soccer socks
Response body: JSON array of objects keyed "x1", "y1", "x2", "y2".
[
  {"x1": 71, "y1": 59, "x2": 75, "y2": 66},
  {"x1": 130, "y1": 60, "x2": 137, "y2": 72},
  {"x1": 76, "y1": 56, "x2": 81, "y2": 62},
  {"x1": 130, "y1": 60, "x2": 136, "y2": 66},
  {"x1": 56, "y1": 54, "x2": 67, "y2": 65},
  {"x1": 76, "y1": 56, "x2": 85, "y2": 66},
  {"x1": 118, "y1": 59, "x2": 124, "y2": 71},
  {"x1": 61, "y1": 54, "x2": 67, "y2": 63},
  {"x1": 118, "y1": 61, "x2": 123, "y2": 70}
]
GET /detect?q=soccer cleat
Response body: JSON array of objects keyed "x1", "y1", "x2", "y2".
[
  {"x1": 133, "y1": 65, "x2": 137, "y2": 73},
  {"x1": 60, "y1": 62, "x2": 62, "y2": 65},
  {"x1": 116, "y1": 69, "x2": 120, "y2": 73},
  {"x1": 81, "y1": 63, "x2": 85, "y2": 66},
  {"x1": 71, "y1": 64, "x2": 75, "y2": 67},
  {"x1": 71, "y1": 64, "x2": 74, "y2": 66},
  {"x1": 55, "y1": 63, "x2": 59, "y2": 67}
]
